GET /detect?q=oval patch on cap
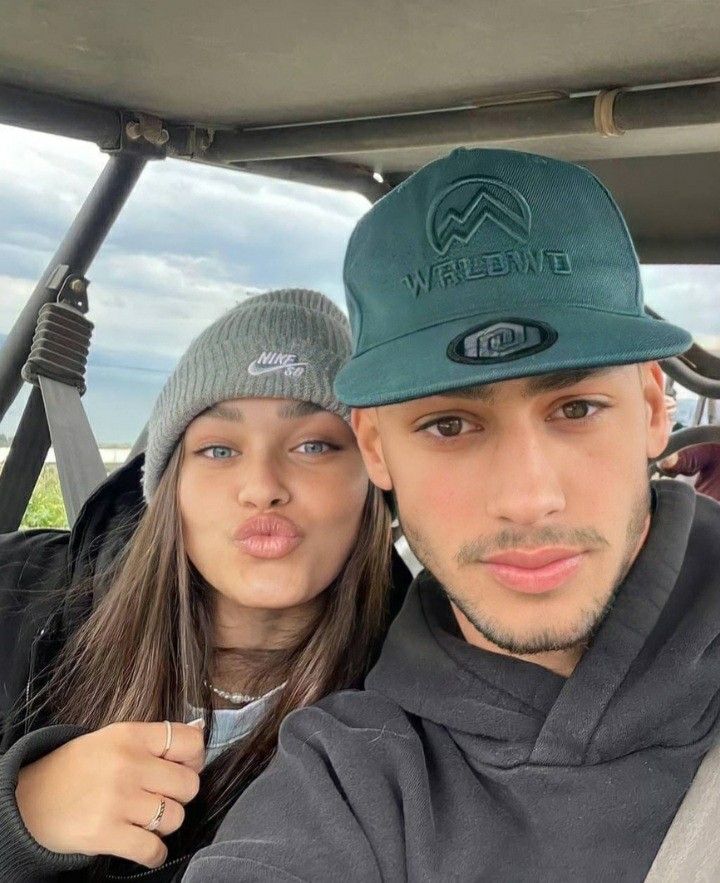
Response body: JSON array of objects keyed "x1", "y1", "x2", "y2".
[{"x1": 447, "y1": 318, "x2": 557, "y2": 364}]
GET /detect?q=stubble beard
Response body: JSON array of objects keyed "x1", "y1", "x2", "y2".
[{"x1": 400, "y1": 482, "x2": 652, "y2": 656}]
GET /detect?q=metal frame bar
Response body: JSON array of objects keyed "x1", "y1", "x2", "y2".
[
  {"x1": 646, "y1": 310, "x2": 720, "y2": 383},
  {"x1": 204, "y1": 82, "x2": 720, "y2": 163},
  {"x1": 644, "y1": 306, "x2": 720, "y2": 398},
  {"x1": 0, "y1": 151, "x2": 147, "y2": 425},
  {"x1": 226, "y1": 158, "x2": 389, "y2": 202},
  {"x1": 0, "y1": 83, "x2": 120, "y2": 149},
  {"x1": 661, "y1": 358, "x2": 720, "y2": 399},
  {"x1": 0, "y1": 152, "x2": 147, "y2": 531},
  {"x1": 657, "y1": 424, "x2": 720, "y2": 460},
  {"x1": 4, "y1": 79, "x2": 720, "y2": 208},
  {"x1": 0, "y1": 387, "x2": 51, "y2": 532}
]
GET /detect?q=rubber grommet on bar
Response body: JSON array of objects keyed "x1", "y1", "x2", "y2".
[
  {"x1": 594, "y1": 88, "x2": 625, "y2": 137},
  {"x1": 21, "y1": 302, "x2": 93, "y2": 395}
]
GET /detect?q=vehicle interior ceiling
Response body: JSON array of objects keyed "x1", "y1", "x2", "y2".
[{"x1": 0, "y1": 0, "x2": 719, "y2": 527}]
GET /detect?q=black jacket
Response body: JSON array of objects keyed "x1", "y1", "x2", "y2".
[
  {"x1": 0, "y1": 454, "x2": 146, "y2": 753},
  {"x1": 0, "y1": 453, "x2": 411, "y2": 882},
  {"x1": 185, "y1": 481, "x2": 720, "y2": 883},
  {"x1": 0, "y1": 454, "x2": 150, "y2": 881}
]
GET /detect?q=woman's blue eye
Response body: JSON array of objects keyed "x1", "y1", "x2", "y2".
[{"x1": 201, "y1": 446, "x2": 236, "y2": 459}]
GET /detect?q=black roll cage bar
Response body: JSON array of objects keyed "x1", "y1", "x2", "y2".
[{"x1": 0, "y1": 151, "x2": 149, "y2": 530}]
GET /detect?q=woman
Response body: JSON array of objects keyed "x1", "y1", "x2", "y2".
[{"x1": 0, "y1": 289, "x2": 396, "y2": 881}]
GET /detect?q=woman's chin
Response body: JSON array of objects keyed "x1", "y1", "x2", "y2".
[{"x1": 219, "y1": 580, "x2": 324, "y2": 612}]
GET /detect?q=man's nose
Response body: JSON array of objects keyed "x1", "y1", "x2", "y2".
[
  {"x1": 236, "y1": 455, "x2": 291, "y2": 509},
  {"x1": 484, "y1": 429, "x2": 565, "y2": 526}
]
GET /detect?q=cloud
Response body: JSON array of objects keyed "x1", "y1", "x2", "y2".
[
  {"x1": 641, "y1": 265, "x2": 720, "y2": 351},
  {"x1": 0, "y1": 123, "x2": 369, "y2": 303},
  {"x1": 0, "y1": 124, "x2": 371, "y2": 440}
]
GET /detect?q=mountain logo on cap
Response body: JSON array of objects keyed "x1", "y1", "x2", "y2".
[{"x1": 427, "y1": 177, "x2": 532, "y2": 255}]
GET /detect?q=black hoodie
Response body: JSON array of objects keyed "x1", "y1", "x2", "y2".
[{"x1": 185, "y1": 480, "x2": 720, "y2": 883}]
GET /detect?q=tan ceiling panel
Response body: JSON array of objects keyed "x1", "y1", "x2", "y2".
[{"x1": 0, "y1": 0, "x2": 719, "y2": 127}]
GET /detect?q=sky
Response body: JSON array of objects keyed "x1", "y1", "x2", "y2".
[
  {"x1": 1, "y1": 124, "x2": 718, "y2": 443},
  {"x1": 0, "y1": 124, "x2": 369, "y2": 443}
]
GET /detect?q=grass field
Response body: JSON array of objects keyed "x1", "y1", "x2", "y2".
[
  {"x1": 23, "y1": 466, "x2": 68, "y2": 529},
  {"x1": 0, "y1": 464, "x2": 69, "y2": 530}
]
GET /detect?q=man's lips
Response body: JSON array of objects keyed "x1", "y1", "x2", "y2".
[
  {"x1": 482, "y1": 547, "x2": 585, "y2": 594},
  {"x1": 232, "y1": 516, "x2": 302, "y2": 560},
  {"x1": 485, "y1": 547, "x2": 581, "y2": 568}
]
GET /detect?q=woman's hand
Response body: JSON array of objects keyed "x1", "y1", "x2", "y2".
[{"x1": 15, "y1": 721, "x2": 205, "y2": 869}]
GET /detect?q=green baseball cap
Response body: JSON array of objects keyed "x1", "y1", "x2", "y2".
[{"x1": 334, "y1": 148, "x2": 692, "y2": 406}]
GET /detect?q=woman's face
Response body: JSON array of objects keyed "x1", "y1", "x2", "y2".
[{"x1": 178, "y1": 398, "x2": 369, "y2": 624}]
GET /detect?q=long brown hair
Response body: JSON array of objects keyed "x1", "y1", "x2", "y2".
[{"x1": 38, "y1": 438, "x2": 392, "y2": 851}]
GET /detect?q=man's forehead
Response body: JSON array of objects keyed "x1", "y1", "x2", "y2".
[{"x1": 423, "y1": 366, "x2": 623, "y2": 405}]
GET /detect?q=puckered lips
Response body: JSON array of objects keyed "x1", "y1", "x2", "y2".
[
  {"x1": 233, "y1": 515, "x2": 302, "y2": 560},
  {"x1": 482, "y1": 547, "x2": 585, "y2": 594}
]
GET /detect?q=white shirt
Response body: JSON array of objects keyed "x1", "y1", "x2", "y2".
[{"x1": 186, "y1": 684, "x2": 283, "y2": 766}]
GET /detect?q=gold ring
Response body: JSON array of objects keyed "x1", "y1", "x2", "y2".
[
  {"x1": 159, "y1": 720, "x2": 173, "y2": 759},
  {"x1": 144, "y1": 796, "x2": 166, "y2": 832}
]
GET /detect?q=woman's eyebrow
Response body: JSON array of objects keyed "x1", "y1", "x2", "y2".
[
  {"x1": 205, "y1": 403, "x2": 244, "y2": 422},
  {"x1": 202, "y1": 401, "x2": 326, "y2": 421},
  {"x1": 277, "y1": 401, "x2": 325, "y2": 419}
]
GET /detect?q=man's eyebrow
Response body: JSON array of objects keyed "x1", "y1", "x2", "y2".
[
  {"x1": 522, "y1": 368, "x2": 614, "y2": 397},
  {"x1": 277, "y1": 401, "x2": 325, "y2": 419},
  {"x1": 447, "y1": 385, "x2": 496, "y2": 403},
  {"x1": 433, "y1": 367, "x2": 615, "y2": 404}
]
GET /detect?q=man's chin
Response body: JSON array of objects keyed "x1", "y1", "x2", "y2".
[
  {"x1": 473, "y1": 622, "x2": 594, "y2": 655},
  {"x1": 447, "y1": 587, "x2": 615, "y2": 656}
]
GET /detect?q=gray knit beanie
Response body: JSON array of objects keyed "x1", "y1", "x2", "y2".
[{"x1": 143, "y1": 289, "x2": 351, "y2": 499}]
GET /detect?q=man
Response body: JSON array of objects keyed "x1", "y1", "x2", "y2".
[{"x1": 184, "y1": 149, "x2": 720, "y2": 882}]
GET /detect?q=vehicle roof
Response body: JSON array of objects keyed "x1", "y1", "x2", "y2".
[{"x1": 1, "y1": 0, "x2": 720, "y2": 262}]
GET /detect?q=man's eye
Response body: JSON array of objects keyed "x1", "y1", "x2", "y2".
[
  {"x1": 551, "y1": 400, "x2": 602, "y2": 421},
  {"x1": 422, "y1": 417, "x2": 474, "y2": 438},
  {"x1": 294, "y1": 440, "x2": 333, "y2": 455},
  {"x1": 200, "y1": 446, "x2": 237, "y2": 459}
]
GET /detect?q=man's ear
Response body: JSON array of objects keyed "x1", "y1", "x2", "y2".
[
  {"x1": 643, "y1": 361, "x2": 671, "y2": 460},
  {"x1": 351, "y1": 408, "x2": 393, "y2": 491}
]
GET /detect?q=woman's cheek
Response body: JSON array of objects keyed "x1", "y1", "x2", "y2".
[{"x1": 314, "y1": 485, "x2": 366, "y2": 557}]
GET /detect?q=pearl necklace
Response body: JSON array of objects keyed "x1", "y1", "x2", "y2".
[{"x1": 207, "y1": 681, "x2": 286, "y2": 705}]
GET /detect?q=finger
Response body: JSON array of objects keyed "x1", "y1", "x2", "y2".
[
  {"x1": 176, "y1": 735, "x2": 205, "y2": 775},
  {"x1": 141, "y1": 758, "x2": 201, "y2": 805},
  {"x1": 128, "y1": 792, "x2": 185, "y2": 838},
  {"x1": 107, "y1": 824, "x2": 168, "y2": 869},
  {"x1": 142, "y1": 721, "x2": 205, "y2": 767}
]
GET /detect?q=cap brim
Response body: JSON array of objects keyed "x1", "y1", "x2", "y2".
[{"x1": 334, "y1": 307, "x2": 693, "y2": 407}]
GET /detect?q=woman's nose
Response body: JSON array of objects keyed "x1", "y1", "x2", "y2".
[{"x1": 236, "y1": 457, "x2": 291, "y2": 509}]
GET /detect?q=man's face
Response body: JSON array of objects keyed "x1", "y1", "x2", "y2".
[{"x1": 353, "y1": 364, "x2": 669, "y2": 656}]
